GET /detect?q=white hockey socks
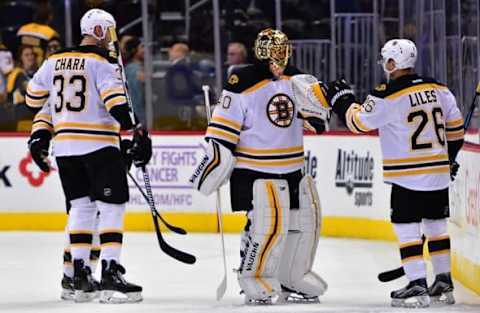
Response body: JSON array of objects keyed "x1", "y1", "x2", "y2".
[
  {"x1": 394, "y1": 222, "x2": 426, "y2": 281},
  {"x1": 96, "y1": 201, "x2": 125, "y2": 263},
  {"x1": 68, "y1": 197, "x2": 97, "y2": 266},
  {"x1": 423, "y1": 218, "x2": 451, "y2": 275},
  {"x1": 237, "y1": 179, "x2": 289, "y2": 303}
]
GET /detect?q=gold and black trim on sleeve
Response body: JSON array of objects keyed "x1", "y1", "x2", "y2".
[
  {"x1": 205, "y1": 116, "x2": 241, "y2": 145},
  {"x1": 345, "y1": 103, "x2": 372, "y2": 134},
  {"x1": 427, "y1": 235, "x2": 450, "y2": 257},
  {"x1": 100, "y1": 87, "x2": 128, "y2": 111},
  {"x1": 54, "y1": 122, "x2": 120, "y2": 145},
  {"x1": 399, "y1": 240, "x2": 424, "y2": 264},
  {"x1": 69, "y1": 231, "x2": 93, "y2": 248},
  {"x1": 446, "y1": 118, "x2": 465, "y2": 141},
  {"x1": 100, "y1": 229, "x2": 123, "y2": 248},
  {"x1": 383, "y1": 154, "x2": 450, "y2": 178},
  {"x1": 234, "y1": 145, "x2": 304, "y2": 168},
  {"x1": 25, "y1": 86, "x2": 49, "y2": 109},
  {"x1": 31, "y1": 113, "x2": 54, "y2": 134}
]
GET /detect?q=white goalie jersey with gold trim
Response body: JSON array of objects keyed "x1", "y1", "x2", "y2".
[
  {"x1": 344, "y1": 74, "x2": 464, "y2": 191},
  {"x1": 205, "y1": 64, "x2": 305, "y2": 174},
  {"x1": 26, "y1": 46, "x2": 129, "y2": 157}
]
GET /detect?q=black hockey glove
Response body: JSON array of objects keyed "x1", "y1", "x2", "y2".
[
  {"x1": 28, "y1": 130, "x2": 51, "y2": 173},
  {"x1": 450, "y1": 160, "x2": 460, "y2": 181},
  {"x1": 120, "y1": 139, "x2": 134, "y2": 171},
  {"x1": 131, "y1": 126, "x2": 152, "y2": 168},
  {"x1": 326, "y1": 79, "x2": 356, "y2": 115}
]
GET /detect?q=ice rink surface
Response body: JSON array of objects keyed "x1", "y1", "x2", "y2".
[{"x1": 0, "y1": 232, "x2": 479, "y2": 313}]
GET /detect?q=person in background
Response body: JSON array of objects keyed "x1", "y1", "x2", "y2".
[
  {"x1": 119, "y1": 34, "x2": 134, "y2": 59},
  {"x1": 17, "y1": 2, "x2": 60, "y2": 65},
  {"x1": 125, "y1": 37, "x2": 146, "y2": 126},
  {"x1": 7, "y1": 45, "x2": 38, "y2": 129},
  {"x1": 0, "y1": 44, "x2": 14, "y2": 107},
  {"x1": 45, "y1": 37, "x2": 62, "y2": 58},
  {"x1": 168, "y1": 42, "x2": 190, "y2": 65},
  {"x1": 226, "y1": 42, "x2": 248, "y2": 77}
]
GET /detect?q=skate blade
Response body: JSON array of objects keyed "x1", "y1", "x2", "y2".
[
  {"x1": 391, "y1": 295, "x2": 430, "y2": 308},
  {"x1": 430, "y1": 292, "x2": 455, "y2": 305},
  {"x1": 73, "y1": 290, "x2": 96, "y2": 303},
  {"x1": 278, "y1": 292, "x2": 320, "y2": 304},
  {"x1": 100, "y1": 290, "x2": 143, "y2": 304},
  {"x1": 60, "y1": 289, "x2": 74, "y2": 301}
]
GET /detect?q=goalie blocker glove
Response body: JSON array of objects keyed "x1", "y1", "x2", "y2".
[
  {"x1": 189, "y1": 139, "x2": 235, "y2": 196},
  {"x1": 28, "y1": 129, "x2": 52, "y2": 173}
]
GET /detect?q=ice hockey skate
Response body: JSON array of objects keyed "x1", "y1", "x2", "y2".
[
  {"x1": 60, "y1": 274, "x2": 74, "y2": 300},
  {"x1": 429, "y1": 273, "x2": 455, "y2": 305},
  {"x1": 72, "y1": 259, "x2": 97, "y2": 303},
  {"x1": 99, "y1": 260, "x2": 143, "y2": 303},
  {"x1": 278, "y1": 286, "x2": 320, "y2": 304},
  {"x1": 391, "y1": 278, "x2": 430, "y2": 308}
]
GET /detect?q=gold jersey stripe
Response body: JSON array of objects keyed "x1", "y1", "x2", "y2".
[
  {"x1": 206, "y1": 128, "x2": 239, "y2": 143},
  {"x1": 211, "y1": 115, "x2": 242, "y2": 130},
  {"x1": 105, "y1": 96, "x2": 127, "y2": 111},
  {"x1": 55, "y1": 134, "x2": 119, "y2": 144},
  {"x1": 101, "y1": 87, "x2": 125, "y2": 100},
  {"x1": 26, "y1": 86, "x2": 49, "y2": 96},
  {"x1": 31, "y1": 122, "x2": 53, "y2": 133},
  {"x1": 427, "y1": 234, "x2": 450, "y2": 242},
  {"x1": 429, "y1": 249, "x2": 450, "y2": 256},
  {"x1": 446, "y1": 133, "x2": 465, "y2": 141},
  {"x1": 242, "y1": 76, "x2": 290, "y2": 94},
  {"x1": 383, "y1": 154, "x2": 448, "y2": 165},
  {"x1": 236, "y1": 156, "x2": 304, "y2": 167},
  {"x1": 25, "y1": 97, "x2": 46, "y2": 108},
  {"x1": 99, "y1": 228, "x2": 124, "y2": 234},
  {"x1": 385, "y1": 83, "x2": 446, "y2": 100},
  {"x1": 446, "y1": 118, "x2": 464, "y2": 127},
  {"x1": 69, "y1": 230, "x2": 94, "y2": 235},
  {"x1": 383, "y1": 166, "x2": 450, "y2": 177},
  {"x1": 49, "y1": 52, "x2": 107, "y2": 63},
  {"x1": 55, "y1": 122, "x2": 120, "y2": 132},
  {"x1": 100, "y1": 242, "x2": 122, "y2": 247},
  {"x1": 236, "y1": 145, "x2": 303, "y2": 155},
  {"x1": 70, "y1": 243, "x2": 92, "y2": 248},
  {"x1": 399, "y1": 240, "x2": 423, "y2": 249},
  {"x1": 34, "y1": 114, "x2": 52, "y2": 123}
]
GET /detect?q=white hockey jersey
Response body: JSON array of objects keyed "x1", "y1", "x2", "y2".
[
  {"x1": 344, "y1": 74, "x2": 464, "y2": 191},
  {"x1": 26, "y1": 46, "x2": 128, "y2": 157},
  {"x1": 206, "y1": 64, "x2": 305, "y2": 174}
]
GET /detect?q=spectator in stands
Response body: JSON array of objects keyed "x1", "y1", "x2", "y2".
[
  {"x1": 0, "y1": 44, "x2": 14, "y2": 107},
  {"x1": 226, "y1": 42, "x2": 248, "y2": 77},
  {"x1": 168, "y1": 42, "x2": 190, "y2": 65},
  {"x1": 124, "y1": 37, "x2": 146, "y2": 126},
  {"x1": 7, "y1": 45, "x2": 38, "y2": 130},
  {"x1": 17, "y1": 2, "x2": 60, "y2": 65},
  {"x1": 120, "y1": 34, "x2": 134, "y2": 61},
  {"x1": 45, "y1": 37, "x2": 62, "y2": 58}
]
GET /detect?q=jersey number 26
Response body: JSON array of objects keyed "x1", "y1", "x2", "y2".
[{"x1": 408, "y1": 107, "x2": 445, "y2": 150}]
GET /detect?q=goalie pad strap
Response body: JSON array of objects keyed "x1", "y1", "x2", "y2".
[
  {"x1": 238, "y1": 179, "x2": 290, "y2": 300},
  {"x1": 278, "y1": 175, "x2": 327, "y2": 297},
  {"x1": 190, "y1": 140, "x2": 235, "y2": 195}
]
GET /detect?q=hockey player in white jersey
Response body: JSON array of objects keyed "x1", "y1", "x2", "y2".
[
  {"x1": 26, "y1": 9, "x2": 152, "y2": 303},
  {"x1": 190, "y1": 28, "x2": 328, "y2": 304},
  {"x1": 324, "y1": 39, "x2": 464, "y2": 308}
]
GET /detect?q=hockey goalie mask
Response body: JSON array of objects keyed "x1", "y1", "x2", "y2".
[{"x1": 254, "y1": 28, "x2": 292, "y2": 69}]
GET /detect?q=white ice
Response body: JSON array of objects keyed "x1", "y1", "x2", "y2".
[{"x1": 0, "y1": 232, "x2": 479, "y2": 313}]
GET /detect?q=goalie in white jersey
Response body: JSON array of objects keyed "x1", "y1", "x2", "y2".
[
  {"x1": 26, "y1": 9, "x2": 151, "y2": 303},
  {"x1": 191, "y1": 28, "x2": 328, "y2": 304},
  {"x1": 325, "y1": 39, "x2": 464, "y2": 308}
]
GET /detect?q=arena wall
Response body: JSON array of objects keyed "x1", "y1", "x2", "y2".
[{"x1": 0, "y1": 131, "x2": 478, "y2": 294}]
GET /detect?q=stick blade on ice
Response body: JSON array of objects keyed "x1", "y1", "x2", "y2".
[{"x1": 216, "y1": 276, "x2": 227, "y2": 301}]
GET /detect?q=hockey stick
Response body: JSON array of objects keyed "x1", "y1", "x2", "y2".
[
  {"x1": 108, "y1": 27, "x2": 196, "y2": 264},
  {"x1": 202, "y1": 85, "x2": 228, "y2": 300},
  {"x1": 377, "y1": 235, "x2": 426, "y2": 282},
  {"x1": 463, "y1": 83, "x2": 480, "y2": 130},
  {"x1": 127, "y1": 171, "x2": 187, "y2": 235}
]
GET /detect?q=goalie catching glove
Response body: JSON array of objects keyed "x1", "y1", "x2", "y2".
[
  {"x1": 189, "y1": 139, "x2": 235, "y2": 195},
  {"x1": 291, "y1": 74, "x2": 331, "y2": 122}
]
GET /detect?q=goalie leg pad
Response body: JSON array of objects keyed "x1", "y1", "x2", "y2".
[
  {"x1": 279, "y1": 175, "x2": 327, "y2": 298},
  {"x1": 190, "y1": 140, "x2": 235, "y2": 196},
  {"x1": 238, "y1": 179, "x2": 290, "y2": 302}
]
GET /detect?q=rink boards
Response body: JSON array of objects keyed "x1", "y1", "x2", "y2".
[{"x1": 0, "y1": 131, "x2": 479, "y2": 294}]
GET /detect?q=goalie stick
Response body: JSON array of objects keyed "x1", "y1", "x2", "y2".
[
  {"x1": 127, "y1": 172, "x2": 187, "y2": 235},
  {"x1": 202, "y1": 85, "x2": 228, "y2": 301},
  {"x1": 108, "y1": 27, "x2": 196, "y2": 264}
]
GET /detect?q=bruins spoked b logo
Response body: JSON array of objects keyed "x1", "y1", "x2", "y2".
[{"x1": 266, "y1": 93, "x2": 294, "y2": 127}]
